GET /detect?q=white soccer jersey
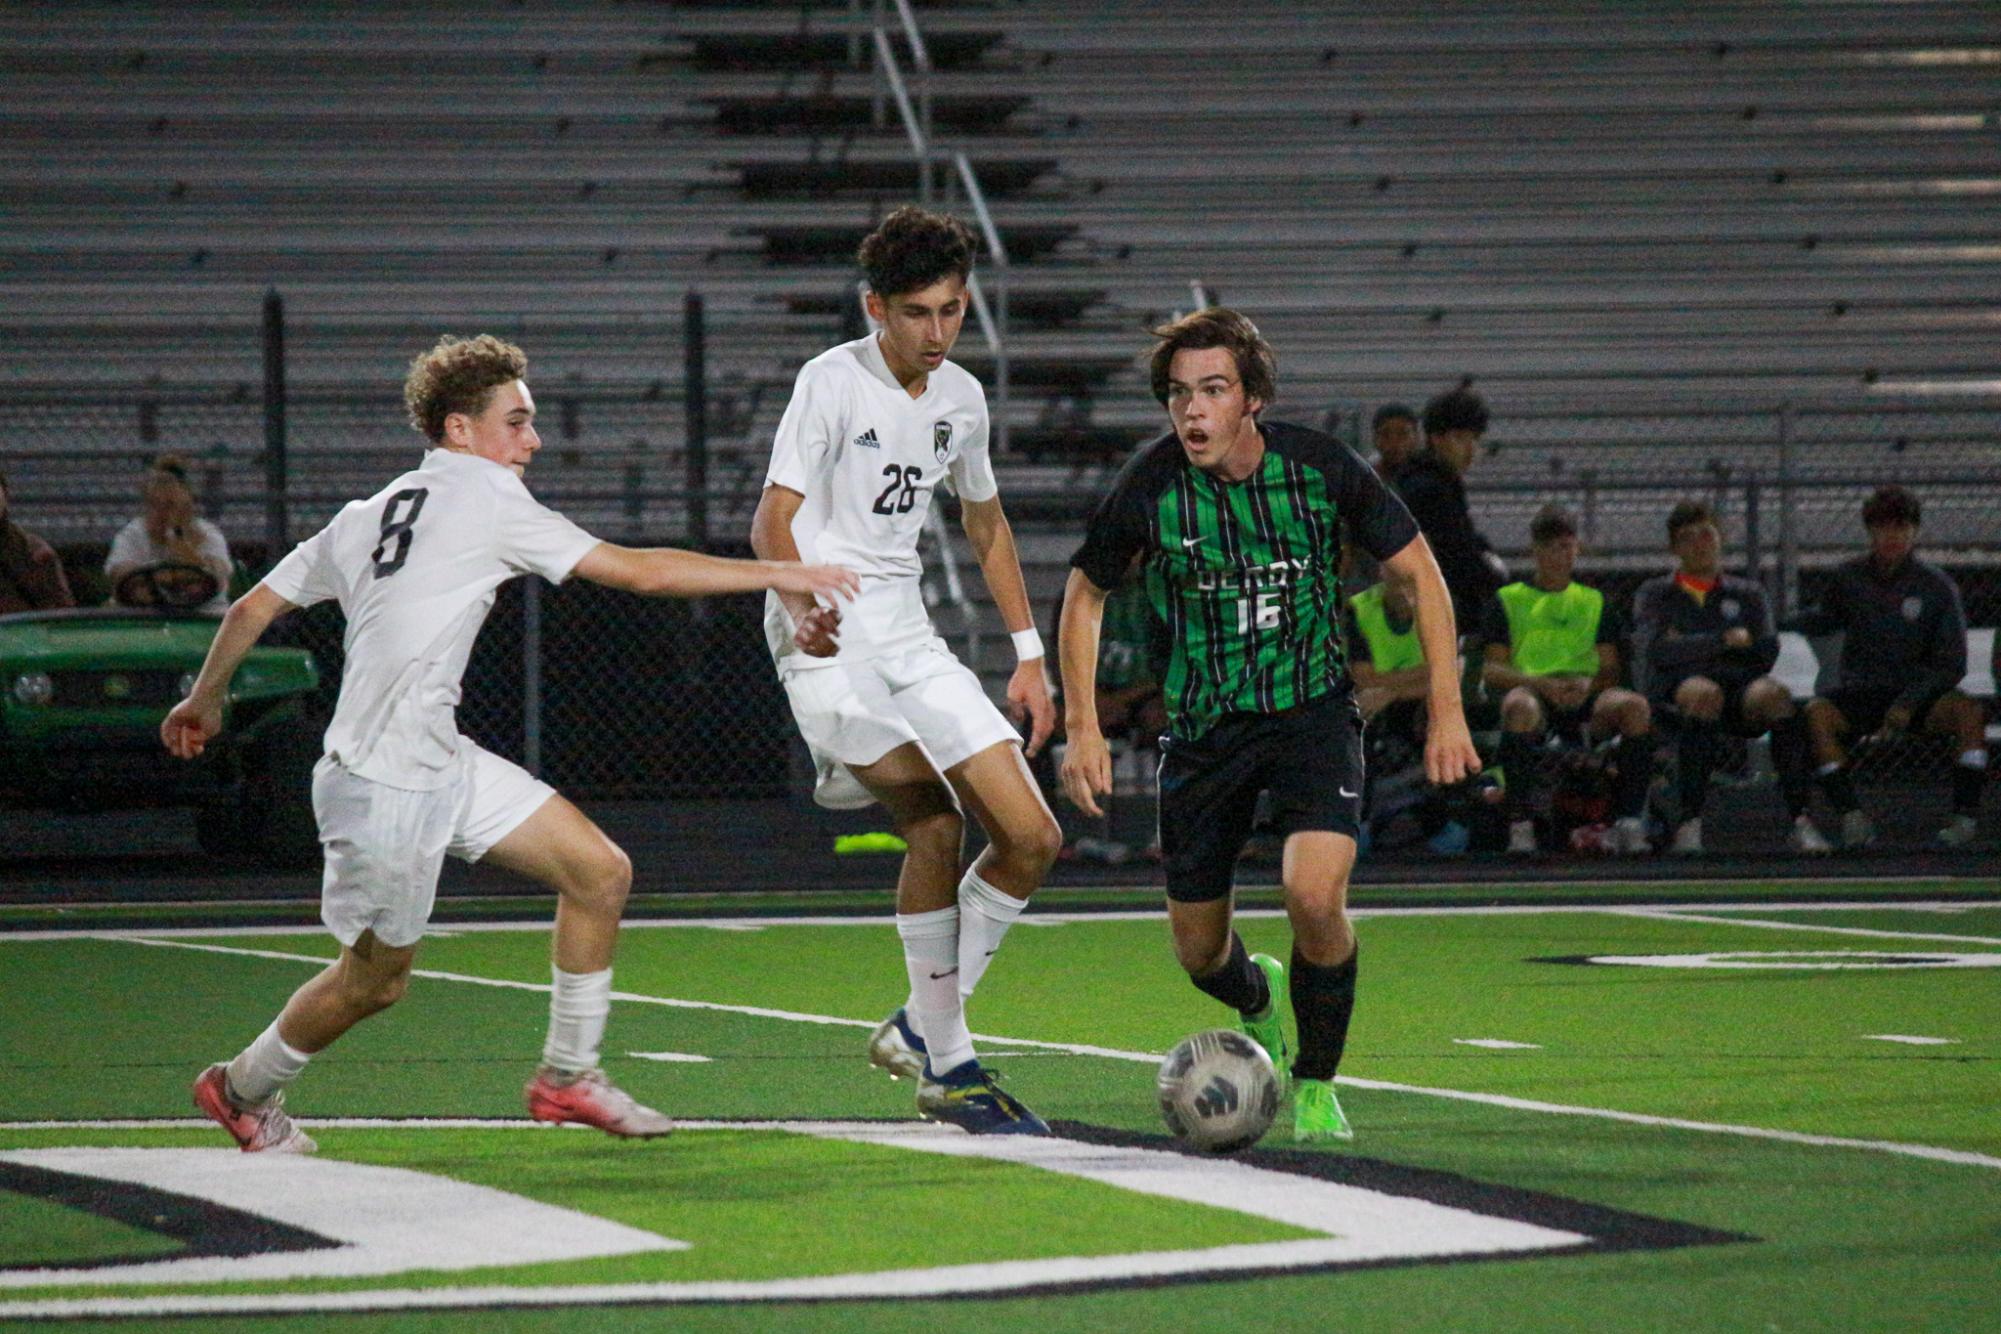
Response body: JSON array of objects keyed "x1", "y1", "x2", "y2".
[
  {"x1": 262, "y1": 449, "x2": 600, "y2": 790},
  {"x1": 762, "y1": 333, "x2": 997, "y2": 666}
]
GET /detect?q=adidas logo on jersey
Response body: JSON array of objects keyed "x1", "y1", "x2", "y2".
[{"x1": 854, "y1": 428, "x2": 881, "y2": 450}]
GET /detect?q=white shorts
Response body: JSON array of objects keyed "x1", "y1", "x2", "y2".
[
  {"x1": 312, "y1": 741, "x2": 554, "y2": 948},
  {"x1": 781, "y1": 638, "x2": 1021, "y2": 809}
]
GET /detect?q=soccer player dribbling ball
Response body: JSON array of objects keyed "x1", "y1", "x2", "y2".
[
  {"x1": 164, "y1": 334, "x2": 858, "y2": 1152},
  {"x1": 1059, "y1": 310, "x2": 1479, "y2": 1142},
  {"x1": 750, "y1": 206, "x2": 1062, "y2": 1135}
]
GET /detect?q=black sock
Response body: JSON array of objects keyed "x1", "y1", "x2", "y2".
[
  {"x1": 1771, "y1": 715, "x2": 1813, "y2": 818},
  {"x1": 1190, "y1": 932, "x2": 1269, "y2": 1016},
  {"x1": 1614, "y1": 732, "x2": 1656, "y2": 819},
  {"x1": 1498, "y1": 730, "x2": 1543, "y2": 821},
  {"x1": 1677, "y1": 719, "x2": 1718, "y2": 818},
  {"x1": 1953, "y1": 759, "x2": 1986, "y2": 815},
  {"x1": 1290, "y1": 944, "x2": 1358, "y2": 1081},
  {"x1": 1818, "y1": 766, "x2": 1859, "y2": 815}
]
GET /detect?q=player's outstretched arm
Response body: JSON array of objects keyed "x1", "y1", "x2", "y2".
[
  {"x1": 1056, "y1": 567, "x2": 1115, "y2": 816},
  {"x1": 161, "y1": 583, "x2": 296, "y2": 760},
  {"x1": 1381, "y1": 535, "x2": 1481, "y2": 785},
  {"x1": 571, "y1": 542, "x2": 859, "y2": 604},
  {"x1": 960, "y1": 495, "x2": 1056, "y2": 756}
]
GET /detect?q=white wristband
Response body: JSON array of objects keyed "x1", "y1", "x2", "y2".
[{"x1": 1011, "y1": 627, "x2": 1045, "y2": 662}]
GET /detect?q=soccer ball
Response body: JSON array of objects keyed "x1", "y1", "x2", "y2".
[{"x1": 1156, "y1": 1028, "x2": 1280, "y2": 1154}]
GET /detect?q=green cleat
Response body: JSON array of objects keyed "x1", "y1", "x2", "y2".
[
  {"x1": 1241, "y1": 952, "x2": 1289, "y2": 1077},
  {"x1": 1292, "y1": 1077, "x2": 1354, "y2": 1143}
]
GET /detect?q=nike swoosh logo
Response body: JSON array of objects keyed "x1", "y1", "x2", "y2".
[
  {"x1": 1181, "y1": 535, "x2": 1202, "y2": 548},
  {"x1": 928, "y1": 968, "x2": 959, "y2": 980},
  {"x1": 1340, "y1": 787, "x2": 1359, "y2": 799}
]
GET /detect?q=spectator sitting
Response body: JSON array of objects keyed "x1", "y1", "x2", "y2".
[
  {"x1": 104, "y1": 455, "x2": 233, "y2": 613},
  {"x1": 1394, "y1": 386, "x2": 1506, "y2": 630},
  {"x1": 1370, "y1": 402, "x2": 1420, "y2": 483},
  {"x1": 1788, "y1": 485, "x2": 1986, "y2": 850},
  {"x1": 1482, "y1": 505, "x2": 1655, "y2": 854},
  {"x1": 1630, "y1": 500, "x2": 1805, "y2": 856},
  {"x1": 0, "y1": 467, "x2": 77, "y2": 614}
]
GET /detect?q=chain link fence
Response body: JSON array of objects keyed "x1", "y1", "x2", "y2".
[{"x1": 8, "y1": 382, "x2": 1995, "y2": 817}]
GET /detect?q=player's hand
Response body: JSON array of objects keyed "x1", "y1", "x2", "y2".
[
  {"x1": 161, "y1": 693, "x2": 223, "y2": 760},
  {"x1": 773, "y1": 563, "x2": 860, "y2": 602},
  {"x1": 1008, "y1": 657, "x2": 1057, "y2": 758},
  {"x1": 1425, "y1": 712, "x2": 1482, "y2": 786},
  {"x1": 1354, "y1": 685, "x2": 1393, "y2": 720},
  {"x1": 793, "y1": 604, "x2": 842, "y2": 657},
  {"x1": 1723, "y1": 626, "x2": 1753, "y2": 649},
  {"x1": 1059, "y1": 726, "x2": 1112, "y2": 816}
]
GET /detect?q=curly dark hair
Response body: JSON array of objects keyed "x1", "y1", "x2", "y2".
[
  {"x1": 858, "y1": 206, "x2": 977, "y2": 299},
  {"x1": 1421, "y1": 386, "x2": 1490, "y2": 437},
  {"x1": 1147, "y1": 307, "x2": 1278, "y2": 408},
  {"x1": 1666, "y1": 499, "x2": 1716, "y2": 543},
  {"x1": 1861, "y1": 484, "x2": 1921, "y2": 529},
  {"x1": 1530, "y1": 504, "x2": 1578, "y2": 546},
  {"x1": 404, "y1": 335, "x2": 529, "y2": 443}
]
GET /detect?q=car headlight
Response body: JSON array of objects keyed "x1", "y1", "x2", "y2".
[{"x1": 12, "y1": 672, "x2": 54, "y2": 707}]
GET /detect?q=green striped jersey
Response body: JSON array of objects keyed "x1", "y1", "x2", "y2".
[{"x1": 1070, "y1": 421, "x2": 1420, "y2": 740}]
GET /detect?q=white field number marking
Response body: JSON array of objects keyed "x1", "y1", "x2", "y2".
[
  {"x1": 0, "y1": 1123, "x2": 1587, "y2": 1319},
  {"x1": 1584, "y1": 950, "x2": 2001, "y2": 970},
  {"x1": 0, "y1": 1147, "x2": 682, "y2": 1288}
]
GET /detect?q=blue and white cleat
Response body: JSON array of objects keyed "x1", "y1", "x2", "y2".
[
  {"x1": 867, "y1": 1007, "x2": 928, "y2": 1081},
  {"x1": 916, "y1": 1060, "x2": 1050, "y2": 1135}
]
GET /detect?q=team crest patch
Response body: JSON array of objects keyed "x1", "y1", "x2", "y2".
[{"x1": 933, "y1": 420, "x2": 952, "y2": 461}]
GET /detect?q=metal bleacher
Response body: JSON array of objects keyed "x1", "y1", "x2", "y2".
[{"x1": 1, "y1": 1, "x2": 1995, "y2": 580}]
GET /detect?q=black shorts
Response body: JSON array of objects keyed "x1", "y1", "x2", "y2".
[
  {"x1": 1157, "y1": 693, "x2": 1364, "y2": 903},
  {"x1": 1822, "y1": 686, "x2": 1953, "y2": 736}
]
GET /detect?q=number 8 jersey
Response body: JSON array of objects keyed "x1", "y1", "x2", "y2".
[
  {"x1": 762, "y1": 333, "x2": 995, "y2": 668},
  {"x1": 261, "y1": 449, "x2": 598, "y2": 789}
]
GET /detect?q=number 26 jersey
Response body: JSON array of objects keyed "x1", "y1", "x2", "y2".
[
  {"x1": 762, "y1": 334, "x2": 997, "y2": 667},
  {"x1": 262, "y1": 448, "x2": 599, "y2": 790}
]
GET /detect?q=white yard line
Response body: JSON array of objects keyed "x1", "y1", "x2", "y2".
[
  {"x1": 2, "y1": 897, "x2": 1997, "y2": 943},
  {"x1": 1615, "y1": 909, "x2": 2001, "y2": 947},
  {"x1": 87, "y1": 936, "x2": 2001, "y2": 1175}
]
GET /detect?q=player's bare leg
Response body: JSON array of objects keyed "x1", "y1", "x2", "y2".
[
  {"x1": 483, "y1": 793, "x2": 633, "y2": 974},
  {"x1": 1281, "y1": 831, "x2": 1360, "y2": 1141},
  {"x1": 1169, "y1": 890, "x2": 1287, "y2": 1079},
  {"x1": 853, "y1": 742, "x2": 969, "y2": 1074},
  {"x1": 482, "y1": 794, "x2": 668, "y2": 1137},
  {"x1": 856, "y1": 740, "x2": 1049, "y2": 1133},
  {"x1": 194, "y1": 929, "x2": 414, "y2": 1153}
]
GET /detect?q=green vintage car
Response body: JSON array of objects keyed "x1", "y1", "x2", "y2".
[{"x1": 0, "y1": 599, "x2": 322, "y2": 866}]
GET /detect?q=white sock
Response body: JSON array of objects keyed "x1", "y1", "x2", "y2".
[
  {"x1": 897, "y1": 906, "x2": 973, "y2": 1075},
  {"x1": 227, "y1": 1020, "x2": 311, "y2": 1107},
  {"x1": 542, "y1": 966, "x2": 613, "y2": 1075},
  {"x1": 1959, "y1": 749, "x2": 1989, "y2": 770},
  {"x1": 956, "y1": 867, "x2": 1026, "y2": 1002}
]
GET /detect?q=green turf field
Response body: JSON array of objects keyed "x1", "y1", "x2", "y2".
[{"x1": 3, "y1": 883, "x2": 1997, "y2": 1330}]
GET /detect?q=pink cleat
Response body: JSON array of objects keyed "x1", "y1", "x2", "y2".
[
  {"x1": 192, "y1": 1064, "x2": 317, "y2": 1154},
  {"x1": 524, "y1": 1067, "x2": 673, "y2": 1139}
]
